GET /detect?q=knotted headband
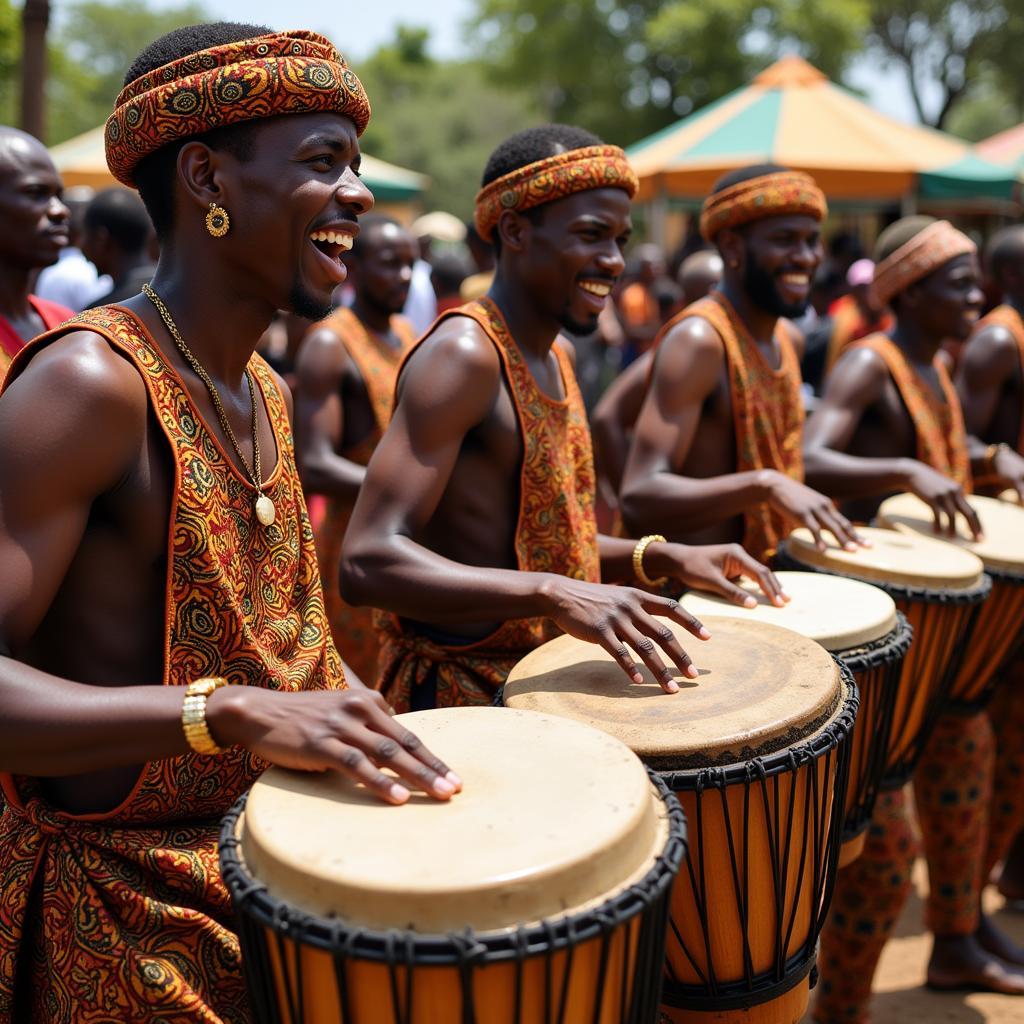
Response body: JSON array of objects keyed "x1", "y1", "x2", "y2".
[
  {"x1": 700, "y1": 170, "x2": 827, "y2": 242},
  {"x1": 105, "y1": 30, "x2": 371, "y2": 187},
  {"x1": 871, "y1": 220, "x2": 976, "y2": 308},
  {"x1": 474, "y1": 145, "x2": 639, "y2": 242}
]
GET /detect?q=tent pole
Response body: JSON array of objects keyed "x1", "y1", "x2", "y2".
[{"x1": 650, "y1": 181, "x2": 668, "y2": 249}]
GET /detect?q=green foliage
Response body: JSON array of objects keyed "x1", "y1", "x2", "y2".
[
  {"x1": 471, "y1": 0, "x2": 871, "y2": 145},
  {"x1": 866, "y1": 0, "x2": 1017, "y2": 129},
  {"x1": 45, "y1": 0, "x2": 208, "y2": 144},
  {"x1": 0, "y1": 0, "x2": 19, "y2": 125},
  {"x1": 357, "y1": 27, "x2": 539, "y2": 218}
]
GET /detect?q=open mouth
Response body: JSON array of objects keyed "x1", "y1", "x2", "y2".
[
  {"x1": 579, "y1": 280, "x2": 613, "y2": 298},
  {"x1": 778, "y1": 272, "x2": 810, "y2": 287},
  {"x1": 309, "y1": 228, "x2": 355, "y2": 261}
]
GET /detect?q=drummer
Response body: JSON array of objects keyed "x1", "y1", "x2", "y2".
[
  {"x1": 340, "y1": 125, "x2": 784, "y2": 713},
  {"x1": 618, "y1": 164, "x2": 861, "y2": 564},
  {"x1": 805, "y1": 216, "x2": 1024, "y2": 1020},
  {"x1": 0, "y1": 23, "x2": 461, "y2": 1021},
  {"x1": 954, "y1": 223, "x2": 1024, "y2": 908}
]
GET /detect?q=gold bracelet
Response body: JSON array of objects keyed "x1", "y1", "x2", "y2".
[
  {"x1": 632, "y1": 534, "x2": 668, "y2": 587},
  {"x1": 182, "y1": 676, "x2": 229, "y2": 755}
]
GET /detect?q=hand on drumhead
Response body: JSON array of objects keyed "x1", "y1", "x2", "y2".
[
  {"x1": 537, "y1": 576, "x2": 710, "y2": 692},
  {"x1": 906, "y1": 463, "x2": 983, "y2": 540},
  {"x1": 656, "y1": 542, "x2": 788, "y2": 607},
  {"x1": 762, "y1": 472, "x2": 862, "y2": 551},
  {"x1": 207, "y1": 687, "x2": 463, "y2": 805}
]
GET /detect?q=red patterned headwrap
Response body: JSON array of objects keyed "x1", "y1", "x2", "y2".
[
  {"x1": 870, "y1": 220, "x2": 976, "y2": 308},
  {"x1": 700, "y1": 170, "x2": 827, "y2": 242},
  {"x1": 474, "y1": 145, "x2": 639, "y2": 242},
  {"x1": 105, "y1": 30, "x2": 371, "y2": 187}
]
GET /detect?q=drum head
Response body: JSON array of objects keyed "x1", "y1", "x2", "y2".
[
  {"x1": 239, "y1": 706, "x2": 667, "y2": 933},
  {"x1": 785, "y1": 525, "x2": 984, "y2": 591},
  {"x1": 681, "y1": 572, "x2": 897, "y2": 651},
  {"x1": 503, "y1": 616, "x2": 840, "y2": 765},
  {"x1": 878, "y1": 492, "x2": 1024, "y2": 575}
]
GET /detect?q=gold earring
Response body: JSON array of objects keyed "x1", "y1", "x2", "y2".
[{"x1": 205, "y1": 202, "x2": 230, "y2": 238}]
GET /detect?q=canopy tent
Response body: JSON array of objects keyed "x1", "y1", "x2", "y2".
[
  {"x1": 977, "y1": 123, "x2": 1024, "y2": 173},
  {"x1": 627, "y1": 57, "x2": 1017, "y2": 207},
  {"x1": 48, "y1": 126, "x2": 430, "y2": 202}
]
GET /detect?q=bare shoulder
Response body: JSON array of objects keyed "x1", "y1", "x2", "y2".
[
  {"x1": 965, "y1": 320, "x2": 1019, "y2": 362},
  {"x1": 400, "y1": 314, "x2": 501, "y2": 393},
  {"x1": 825, "y1": 345, "x2": 891, "y2": 402},
  {"x1": 652, "y1": 313, "x2": 726, "y2": 387},
  {"x1": 295, "y1": 323, "x2": 351, "y2": 381}
]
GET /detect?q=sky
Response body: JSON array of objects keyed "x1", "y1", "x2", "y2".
[{"x1": 150, "y1": 0, "x2": 924, "y2": 125}]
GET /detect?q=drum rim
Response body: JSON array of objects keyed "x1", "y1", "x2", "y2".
[
  {"x1": 777, "y1": 543, "x2": 993, "y2": 605},
  {"x1": 833, "y1": 610, "x2": 912, "y2": 673},
  {"x1": 219, "y1": 770, "x2": 687, "y2": 966},
  {"x1": 649, "y1": 658, "x2": 859, "y2": 780}
]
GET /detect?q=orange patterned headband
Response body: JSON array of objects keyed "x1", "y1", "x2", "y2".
[
  {"x1": 700, "y1": 170, "x2": 827, "y2": 242},
  {"x1": 871, "y1": 220, "x2": 976, "y2": 308},
  {"x1": 106, "y1": 30, "x2": 371, "y2": 187},
  {"x1": 474, "y1": 145, "x2": 639, "y2": 242}
]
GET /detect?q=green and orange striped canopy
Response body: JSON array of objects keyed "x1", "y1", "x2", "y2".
[
  {"x1": 977, "y1": 123, "x2": 1024, "y2": 174},
  {"x1": 627, "y1": 57, "x2": 1015, "y2": 205}
]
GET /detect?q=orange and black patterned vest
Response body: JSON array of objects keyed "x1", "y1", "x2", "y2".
[
  {"x1": 0, "y1": 305, "x2": 342, "y2": 1023},
  {"x1": 375, "y1": 296, "x2": 600, "y2": 711},
  {"x1": 658, "y1": 291, "x2": 805, "y2": 562},
  {"x1": 853, "y1": 332, "x2": 971, "y2": 491}
]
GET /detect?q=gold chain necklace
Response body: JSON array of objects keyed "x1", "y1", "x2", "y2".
[{"x1": 143, "y1": 283, "x2": 276, "y2": 527}]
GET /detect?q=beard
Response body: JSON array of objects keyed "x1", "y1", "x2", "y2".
[
  {"x1": 288, "y1": 280, "x2": 336, "y2": 323},
  {"x1": 743, "y1": 257, "x2": 809, "y2": 319}
]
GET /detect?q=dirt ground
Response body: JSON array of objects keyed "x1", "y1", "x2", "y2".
[{"x1": 806, "y1": 858, "x2": 1024, "y2": 1023}]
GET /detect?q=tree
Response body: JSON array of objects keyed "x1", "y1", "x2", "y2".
[
  {"x1": 357, "y1": 26, "x2": 540, "y2": 218},
  {"x1": 46, "y1": 0, "x2": 208, "y2": 144},
  {"x1": 866, "y1": 0, "x2": 1014, "y2": 129},
  {"x1": 0, "y1": 0, "x2": 18, "y2": 125}
]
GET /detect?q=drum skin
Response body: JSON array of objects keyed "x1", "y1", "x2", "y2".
[
  {"x1": 778, "y1": 527, "x2": 989, "y2": 784},
  {"x1": 503, "y1": 616, "x2": 857, "y2": 1023},
  {"x1": 682, "y1": 573, "x2": 911, "y2": 866},
  {"x1": 878, "y1": 493, "x2": 1024, "y2": 710},
  {"x1": 220, "y1": 706, "x2": 686, "y2": 1024}
]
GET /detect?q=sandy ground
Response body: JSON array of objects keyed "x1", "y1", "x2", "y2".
[{"x1": 806, "y1": 859, "x2": 1024, "y2": 1023}]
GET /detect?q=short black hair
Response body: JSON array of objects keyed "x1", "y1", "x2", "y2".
[
  {"x1": 126, "y1": 22, "x2": 271, "y2": 241},
  {"x1": 986, "y1": 225, "x2": 1024, "y2": 285},
  {"x1": 84, "y1": 187, "x2": 152, "y2": 253},
  {"x1": 354, "y1": 212, "x2": 402, "y2": 252},
  {"x1": 709, "y1": 163, "x2": 788, "y2": 195},
  {"x1": 481, "y1": 124, "x2": 603, "y2": 253}
]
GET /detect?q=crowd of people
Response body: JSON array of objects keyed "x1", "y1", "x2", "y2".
[{"x1": 4, "y1": 17, "x2": 1024, "y2": 1024}]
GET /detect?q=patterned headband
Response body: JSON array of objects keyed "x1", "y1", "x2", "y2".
[
  {"x1": 474, "y1": 145, "x2": 639, "y2": 242},
  {"x1": 106, "y1": 31, "x2": 371, "y2": 187},
  {"x1": 871, "y1": 220, "x2": 976, "y2": 308},
  {"x1": 700, "y1": 170, "x2": 827, "y2": 242}
]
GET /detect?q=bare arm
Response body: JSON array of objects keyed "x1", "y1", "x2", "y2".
[
  {"x1": 293, "y1": 326, "x2": 366, "y2": 501},
  {"x1": 956, "y1": 323, "x2": 1018, "y2": 440},
  {"x1": 340, "y1": 318, "x2": 710, "y2": 689},
  {"x1": 591, "y1": 351, "x2": 650, "y2": 505},
  {"x1": 0, "y1": 333, "x2": 455, "y2": 803},
  {"x1": 621, "y1": 317, "x2": 857, "y2": 548},
  {"x1": 804, "y1": 347, "x2": 981, "y2": 536}
]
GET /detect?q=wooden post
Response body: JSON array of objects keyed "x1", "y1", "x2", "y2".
[{"x1": 19, "y1": 0, "x2": 50, "y2": 141}]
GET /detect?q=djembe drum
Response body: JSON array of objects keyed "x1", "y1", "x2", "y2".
[
  {"x1": 777, "y1": 527, "x2": 988, "y2": 785},
  {"x1": 878, "y1": 492, "x2": 1024, "y2": 710},
  {"x1": 501, "y1": 616, "x2": 858, "y2": 1024},
  {"x1": 682, "y1": 572, "x2": 911, "y2": 866},
  {"x1": 220, "y1": 705, "x2": 687, "y2": 1024}
]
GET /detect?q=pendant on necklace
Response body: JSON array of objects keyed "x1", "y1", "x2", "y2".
[{"x1": 255, "y1": 493, "x2": 276, "y2": 527}]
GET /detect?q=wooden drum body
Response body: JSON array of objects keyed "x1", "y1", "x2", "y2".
[
  {"x1": 502, "y1": 617, "x2": 858, "y2": 1024},
  {"x1": 682, "y1": 572, "x2": 911, "y2": 866},
  {"x1": 220, "y1": 706, "x2": 687, "y2": 1024},
  {"x1": 878, "y1": 493, "x2": 1024, "y2": 710},
  {"x1": 777, "y1": 527, "x2": 988, "y2": 786}
]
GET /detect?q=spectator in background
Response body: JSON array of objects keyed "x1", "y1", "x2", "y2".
[
  {"x1": 460, "y1": 221, "x2": 495, "y2": 301},
  {"x1": 618, "y1": 242, "x2": 668, "y2": 359},
  {"x1": 823, "y1": 257, "x2": 893, "y2": 373},
  {"x1": 403, "y1": 211, "x2": 465, "y2": 334},
  {"x1": 431, "y1": 251, "x2": 471, "y2": 314},
  {"x1": 0, "y1": 126, "x2": 74, "y2": 380},
  {"x1": 81, "y1": 187, "x2": 156, "y2": 307},
  {"x1": 35, "y1": 185, "x2": 110, "y2": 311}
]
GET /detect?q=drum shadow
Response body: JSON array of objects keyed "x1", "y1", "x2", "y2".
[{"x1": 507, "y1": 659, "x2": 705, "y2": 702}]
